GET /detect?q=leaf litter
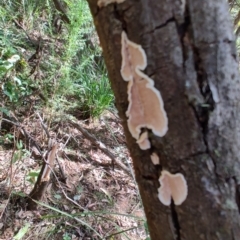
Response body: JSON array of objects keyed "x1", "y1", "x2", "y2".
[{"x1": 0, "y1": 111, "x2": 147, "y2": 240}]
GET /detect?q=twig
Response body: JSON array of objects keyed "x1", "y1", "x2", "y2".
[
  {"x1": 0, "y1": 196, "x2": 10, "y2": 220},
  {"x1": 55, "y1": 154, "x2": 66, "y2": 181},
  {"x1": 42, "y1": 144, "x2": 59, "y2": 181},
  {"x1": 37, "y1": 112, "x2": 50, "y2": 139},
  {"x1": 61, "y1": 134, "x2": 71, "y2": 149},
  {"x1": 1, "y1": 118, "x2": 21, "y2": 127},
  {"x1": 68, "y1": 120, "x2": 131, "y2": 176},
  {"x1": 36, "y1": 114, "x2": 66, "y2": 180}
]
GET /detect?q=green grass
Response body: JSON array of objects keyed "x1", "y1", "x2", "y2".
[
  {"x1": 0, "y1": 0, "x2": 114, "y2": 119},
  {"x1": 55, "y1": 0, "x2": 114, "y2": 119}
]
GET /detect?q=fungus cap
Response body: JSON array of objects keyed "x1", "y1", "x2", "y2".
[
  {"x1": 150, "y1": 152, "x2": 159, "y2": 165},
  {"x1": 136, "y1": 131, "x2": 151, "y2": 150},
  {"x1": 158, "y1": 170, "x2": 188, "y2": 206}
]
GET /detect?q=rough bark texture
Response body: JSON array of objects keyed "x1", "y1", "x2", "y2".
[{"x1": 87, "y1": 0, "x2": 240, "y2": 239}]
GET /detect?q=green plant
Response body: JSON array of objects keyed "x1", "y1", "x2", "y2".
[
  {"x1": 34, "y1": 200, "x2": 104, "y2": 239},
  {"x1": 12, "y1": 140, "x2": 31, "y2": 163},
  {"x1": 51, "y1": 0, "x2": 114, "y2": 119},
  {"x1": 71, "y1": 68, "x2": 114, "y2": 118},
  {"x1": 26, "y1": 170, "x2": 40, "y2": 185},
  {"x1": 13, "y1": 223, "x2": 30, "y2": 240},
  {"x1": 0, "y1": 133, "x2": 14, "y2": 145},
  {"x1": 63, "y1": 233, "x2": 71, "y2": 240}
]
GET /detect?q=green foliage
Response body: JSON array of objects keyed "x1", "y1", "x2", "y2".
[
  {"x1": 34, "y1": 200, "x2": 104, "y2": 239},
  {"x1": 0, "y1": 0, "x2": 113, "y2": 119},
  {"x1": 69, "y1": 67, "x2": 114, "y2": 118},
  {"x1": 26, "y1": 170, "x2": 40, "y2": 184},
  {"x1": 63, "y1": 233, "x2": 71, "y2": 240},
  {"x1": 12, "y1": 140, "x2": 31, "y2": 163},
  {"x1": 0, "y1": 45, "x2": 33, "y2": 103},
  {"x1": 0, "y1": 133, "x2": 14, "y2": 145},
  {"x1": 53, "y1": 0, "x2": 114, "y2": 119}
]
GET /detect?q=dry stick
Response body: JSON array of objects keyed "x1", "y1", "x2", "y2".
[
  {"x1": 55, "y1": 154, "x2": 67, "y2": 181},
  {"x1": 36, "y1": 113, "x2": 65, "y2": 178},
  {"x1": 41, "y1": 144, "x2": 59, "y2": 181},
  {"x1": 68, "y1": 120, "x2": 131, "y2": 176},
  {"x1": 0, "y1": 197, "x2": 10, "y2": 220},
  {"x1": 27, "y1": 143, "x2": 59, "y2": 210},
  {"x1": 37, "y1": 112, "x2": 50, "y2": 139}
]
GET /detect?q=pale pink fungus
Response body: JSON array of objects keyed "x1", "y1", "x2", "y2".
[
  {"x1": 158, "y1": 170, "x2": 188, "y2": 206},
  {"x1": 137, "y1": 131, "x2": 151, "y2": 150},
  {"x1": 120, "y1": 31, "x2": 168, "y2": 149},
  {"x1": 150, "y1": 152, "x2": 160, "y2": 165}
]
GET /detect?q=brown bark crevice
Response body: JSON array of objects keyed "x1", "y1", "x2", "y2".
[
  {"x1": 142, "y1": 17, "x2": 176, "y2": 36},
  {"x1": 233, "y1": 177, "x2": 240, "y2": 213},
  {"x1": 170, "y1": 201, "x2": 181, "y2": 240}
]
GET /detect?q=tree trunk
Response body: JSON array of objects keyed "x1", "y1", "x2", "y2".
[{"x1": 87, "y1": 0, "x2": 240, "y2": 239}]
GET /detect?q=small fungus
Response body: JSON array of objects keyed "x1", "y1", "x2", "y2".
[
  {"x1": 150, "y1": 152, "x2": 159, "y2": 165},
  {"x1": 136, "y1": 131, "x2": 151, "y2": 150},
  {"x1": 97, "y1": 0, "x2": 125, "y2": 8},
  {"x1": 120, "y1": 31, "x2": 168, "y2": 147},
  {"x1": 158, "y1": 170, "x2": 188, "y2": 206}
]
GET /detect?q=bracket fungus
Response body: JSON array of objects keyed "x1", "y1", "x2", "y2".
[
  {"x1": 120, "y1": 31, "x2": 168, "y2": 149},
  {"x1": 97, "y1": 0, "x2": 126, "y2": 8},
  {"x1": 158, "y1": 170, "x2": 188, "y2": 206}
]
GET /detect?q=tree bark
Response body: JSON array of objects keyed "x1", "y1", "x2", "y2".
[{"x1": 87, "y1": 0, "x2": 240, "y2": 239}]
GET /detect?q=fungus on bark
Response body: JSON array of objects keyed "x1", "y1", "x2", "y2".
[
  {"x1": 150, "y1": 152, "x2": 159, "y2": 165},
  {"x1": 97, "y1": 0, "x2": 125, "y2": 8},
  {"x1": 158, "y1": 170, "x2": 188, "y2": 206},
  {"x1": 120, "y1": 31, "x2": 168, "y2": 149},
  {"x1": 137, "y1": 131, "x2": 151, "y2": 150}
]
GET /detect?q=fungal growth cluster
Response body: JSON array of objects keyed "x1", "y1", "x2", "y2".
[
  {"x1": 158, "y1": 170, "x2": 188, "y2": 206},
  {"x1": 120, "y1": 31, "x2": 187, "y2": 206},
  {"x1": 120, "y1": 31, "x2": 168, "y2": 150}
]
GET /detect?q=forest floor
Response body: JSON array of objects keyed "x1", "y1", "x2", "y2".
[{"x1": 0, "y1": 110, "x2": 147, "y2": 240}]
